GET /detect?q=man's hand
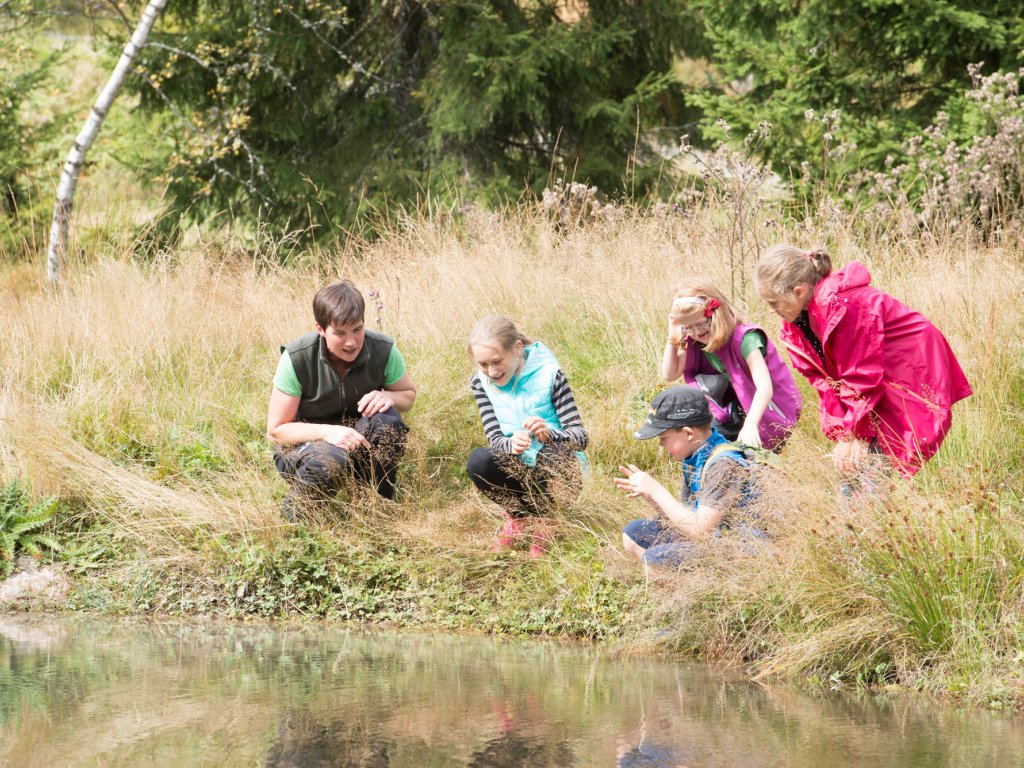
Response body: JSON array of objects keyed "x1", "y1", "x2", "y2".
[
  {"x1": 357, "y1": 389, "x2": 395, "y2": 417},
  {"x1": 833, "y1": 438, "x2": 870, "y2": 475},
  {"x1": 321, "y1": 425, "x2": 368, "y2": 452},
  {"x1": 521, "y1": 416, "x2": 551, "y2": 443},
  {"x1": 614, "y1": 464, "x2": 659, "y2": 500},
  {"x1": 509, "y1": 430, "x2": 533, "y2": 455}
]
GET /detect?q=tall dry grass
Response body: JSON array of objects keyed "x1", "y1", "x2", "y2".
[{"x1": 1, "y1": 203, "x2": 1022, "y2": 700}]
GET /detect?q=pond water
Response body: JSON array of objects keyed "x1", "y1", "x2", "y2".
[{"x1": 1, "y1": 617, "x2": 1022, "y2": 767}]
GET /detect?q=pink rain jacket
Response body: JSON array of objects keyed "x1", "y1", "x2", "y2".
[{"x1": 780, "y1": 262, "x2": 972, "y2": 477}]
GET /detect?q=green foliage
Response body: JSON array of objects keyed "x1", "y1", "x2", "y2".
[
  {"x1": 131, "y1": 0, "x2": 700, "y2": 233},
  {"x1": 476, "y1": 559, "x2": 635, "y2": 639},
  {"x1": 0, "y1": 15, "x2": 45, "y2": 194},
  {"x1": 848, "y1": 63, "x2": 1024, "y2": 233},
  {"x1": 0, "y1": 479, "x2": 61, "y2": 577},
  {"x1": 58, "y1": 538, "x2": 113, "y2": 574},
  {"x1": 70, "y1": 403, "x2": 236, "y2": 481},
  {"x1": 855, "y1": 495, "x2": 1022, "y2": 656},
  {"x1": 0, "y1": 8, "x2": 59, "y2": 257},
  {"x1": 692, "y1": 0, "x2": 1024, "y2": 183},
  {"x1": 110, "y1": 526, "x2": 640, "y2": 641},
  {"x1": 218, "y1": 532, "x2": 412, "y2": 620},
  {"x1": 423, "y1": 1, "x2": 696, "y2": 199}
]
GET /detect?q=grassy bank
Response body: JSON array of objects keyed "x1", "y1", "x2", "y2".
[{"x1": 2, "y1": 204, "x2": 1023, "y2": 707}]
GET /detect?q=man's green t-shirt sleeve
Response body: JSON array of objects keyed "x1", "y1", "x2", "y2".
[
  {"x1": 383, "y1": 345, "x2": 406, "y2": 386},
  {"x1": 273, "y1": 352, "x2": 302, "y2": 397}
]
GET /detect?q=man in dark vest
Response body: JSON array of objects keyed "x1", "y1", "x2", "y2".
[{"x1": 267, "y1": 280, "x2": 416, "y2": 514}]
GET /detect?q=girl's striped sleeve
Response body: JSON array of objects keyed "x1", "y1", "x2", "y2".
[
  {"x1": 548, "y1": 370, "x2": 589, "y2": 449},
  {"x1": 470, "y1": 374, "x2": 514, "y2": 453}
]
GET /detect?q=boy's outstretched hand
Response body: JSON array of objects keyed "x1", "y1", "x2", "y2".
[{"x1": 615, "y1": 465, "x2": 658, "y2": 499}]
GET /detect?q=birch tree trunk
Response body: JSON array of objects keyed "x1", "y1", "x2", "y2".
[{"x1": 46, "y1": 0, "x2": 168, "y2": 285}]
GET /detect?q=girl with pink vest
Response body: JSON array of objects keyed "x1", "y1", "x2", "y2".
[
  {"x1": 754, "y1": 244, "x2": 972, "y2": 480},
  {"x1": 662, "y1": 278, "x2": 802, "y2": 451}
]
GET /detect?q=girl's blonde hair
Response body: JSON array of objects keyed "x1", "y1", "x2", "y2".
[
  {"x1": 467, "y1": 315, "x2": 532, "y2": 358},
  {"x1": 669, "y1": 278, "x2": 742, "y2": 353},
  {"x1": 755, "y1": 243, "x2": 833, "y2": 297}
]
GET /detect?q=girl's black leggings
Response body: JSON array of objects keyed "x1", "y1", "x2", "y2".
[{"x1": 466, "y1": 443, "x2": 582, "y2": 517}]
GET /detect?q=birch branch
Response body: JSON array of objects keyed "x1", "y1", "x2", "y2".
[{"x1": 45, "y1": 0, "x2": 167, "y2": 284}]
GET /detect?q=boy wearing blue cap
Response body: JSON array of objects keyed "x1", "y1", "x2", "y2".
[{"x1": 616, "y1": 385, "x2": 764, "y2": 567}]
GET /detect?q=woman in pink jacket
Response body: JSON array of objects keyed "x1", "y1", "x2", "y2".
[{"x1": 754, "y1": 244, "x2": 972, "y2": 487}]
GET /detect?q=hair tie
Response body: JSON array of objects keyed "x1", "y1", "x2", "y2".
[
  {"x1": 671, "y1": 297, "x2": 704, "y2": 311},
  {"x1": 703, "y1": 298, "x2": 720, "y2": 318}
]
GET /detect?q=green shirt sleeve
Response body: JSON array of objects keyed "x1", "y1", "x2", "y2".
[
  {"x1": 739, "y1": 329, "x2": 767, "y2": 360},
  {"x1": 383, "y1": 345, "x2": 407, "y2": 386},
  {"x1": 272, "y1": 351, "x2": 302, "y2": 397}
]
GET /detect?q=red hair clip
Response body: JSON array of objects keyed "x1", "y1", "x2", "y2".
[{"x1": 703, "y1": 298, "x2": 720, "y2": 318}]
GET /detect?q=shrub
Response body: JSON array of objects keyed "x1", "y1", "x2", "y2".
[{"x1": 849, "y1": 63, "x2": 1024, "y2": 236}]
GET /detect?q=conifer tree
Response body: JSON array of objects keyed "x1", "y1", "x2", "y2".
[{"x1": 132, "y1": 0, "x2": 701, "y2": 233}]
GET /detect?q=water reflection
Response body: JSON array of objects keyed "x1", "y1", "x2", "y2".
[
  {"x1": 463, "y1": 699, "x2": 576, "y2": 768},
  {"x1": 615, "y1": 741, "x2": 682, "y2": 768},
  {"x1": 264, "y1": 709, "x2": 393, "y2": 767},
  {"x1": 0, "y1": 616, "x2": 1022, "y2": 767}
]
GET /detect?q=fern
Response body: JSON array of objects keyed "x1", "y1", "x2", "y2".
[
  {"x1": 0, "y1": 524, "x2": 16, "y2": 564},
  {"x1": 0, "y1": 480, "x2": 60, "y2": 578}
]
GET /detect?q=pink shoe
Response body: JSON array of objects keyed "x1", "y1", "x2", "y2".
[
  {"x1": 492, "y1": 516, "x2": 524, "y2": 551},
  {"x1": 528, "y1": 524, "x2": 552, "y2": 559}
]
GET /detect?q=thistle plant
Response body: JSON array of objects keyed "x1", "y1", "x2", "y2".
[
  {"x1": 680, "y1": 119, "x2": 774, "y2": 300},
  {"x1": 368, "y1": 289, "x2": 385, "y2": 329},
  {"x1": 539, "y1": 179, "x2": 622, "y2": 229},
  {"x1": 849, "y1": 63, "x2": 1024, "y2": 236},
  {"x1": 803, "y1": 109, "x2": 842, "y2": 190},
  {"x1": 0, "y1": 479, "x2": 61, "y2": 577}
]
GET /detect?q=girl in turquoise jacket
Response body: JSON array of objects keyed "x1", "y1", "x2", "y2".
[{"x1": 467, "y1": 315, "x2": 589, "y2": 556}]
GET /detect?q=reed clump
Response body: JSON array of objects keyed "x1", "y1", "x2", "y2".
[{"x1": 1, "y1": 200, "x2": 1022, "y2": 705}]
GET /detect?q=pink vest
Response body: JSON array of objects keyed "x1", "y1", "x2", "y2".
[{"x1": 683, "y1": 323, "x2": 802, "y2": 450}]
